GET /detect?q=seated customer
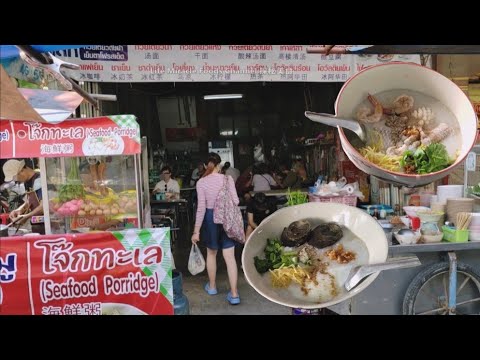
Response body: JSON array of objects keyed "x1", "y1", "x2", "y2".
[
  {"x1": 252, "y1": 163, "x2": 278, "y2": 192},
  {"x1": 222, "y1": 162, "x2": 240, "y2": 183},
  {"x1": 245, "y1": 192, "x2": 277, "y2": 239},
  {"x1": 235, "y1": 165, "x2": 253, "y2": 205},
  {"x1": 274, "y1": 162, "x2": 302, "y2": 189},
  {"x1": 153, "y1": 166, "x2": 180, "y2": 200},
  {"x1": 190, "y1": 161, "x2": 205, "y2": 187}
]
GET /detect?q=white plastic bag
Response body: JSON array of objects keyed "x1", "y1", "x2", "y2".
[{"x1": 188, "y1": 244, "x2": 205, "y2": 275}]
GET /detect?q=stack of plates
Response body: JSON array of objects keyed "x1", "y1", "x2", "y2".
[
  {"x1": 437, "y1": 185, "x2": 464, "y2": 204},
  {"x1": 446, "y1": 198, "x2": 474, "y2": 224},
  {"x1": 468, "y1": 213, "x2": 480, "y2": 241}
]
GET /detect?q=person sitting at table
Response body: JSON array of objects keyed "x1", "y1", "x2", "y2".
[
  {"x1": 274, "y1": 162, "x2": 302, "y2": 189},
  {"x1": 252, "y1": 163, "x2": 278, "y2": 192},
  {"x1": 153, "y1": 166, "x2": 180, "y2": 200},
  {"x1": 221, "y1": 162, "x2": 240, "y2": 183},
  {"x1": 190, "y1": 161, "x2": 205, "y2": 187},
  {"x1": 245, "y1": 192, "x2": 277, "y2": 239},
  {"x1": 235, "y1": 165, "x2": 253, "y2": 205}
]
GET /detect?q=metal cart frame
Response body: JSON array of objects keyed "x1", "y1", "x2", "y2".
[{"x1": 327, "y1": 242, "x2": 480, "y2": 315}]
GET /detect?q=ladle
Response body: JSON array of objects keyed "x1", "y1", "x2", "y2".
[
  {"x1": 345, "y1": 256, "x2": 421, "y2": 291},
  {"x1": 304, "y1": 111, "x2": 367, "y2": 144}
]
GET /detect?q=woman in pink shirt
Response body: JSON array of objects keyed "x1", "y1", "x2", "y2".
[{"x1": 191, "y1": 153, "x2": 241, "y2": 305}]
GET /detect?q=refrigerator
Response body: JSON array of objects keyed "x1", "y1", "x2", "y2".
[{"x1": 208, "y1": 140, "x2": 234, "y2": 167}]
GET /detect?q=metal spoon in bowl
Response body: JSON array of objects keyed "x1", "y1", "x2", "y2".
[
  {"x1": 344, "y1": 255, "x2": 421, "y2": 291},
  {"x1": 304, "y1": 111, "x2": 367, "y2": 145}
]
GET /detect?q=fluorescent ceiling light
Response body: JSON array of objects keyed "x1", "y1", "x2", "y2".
[
  {"x1": 203, "y1": 94, "x2": 243, "y2": 100},
  {"x1": 220, "y1": 130, "x2": 239, "y2": 136}
]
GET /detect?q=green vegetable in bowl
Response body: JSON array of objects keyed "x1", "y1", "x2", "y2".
[
  {"x1": 400, "y1": 143, "x2": 453, "y2": 175},
  {"x1": 254, "y1": 238, "x2": 299, "y2": 274}
]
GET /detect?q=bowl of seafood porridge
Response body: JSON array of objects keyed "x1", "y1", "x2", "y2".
[
  {"x1": 333, "y1": 62, "x2": 477, "y2": 187},
  {"x1": 242, "y1": 202, "x2": 389, "y2": 309}
]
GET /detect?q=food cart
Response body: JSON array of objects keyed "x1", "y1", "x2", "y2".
[
  {"x1": 0, "y1": 115, "x2": 174, "y2": 315},
  {"x1": 0, "y1": 115, "x2": 145, "y2": 234}
]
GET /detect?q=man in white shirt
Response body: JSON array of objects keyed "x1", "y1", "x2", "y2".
[
  {"x1": 222, "y1": 162, "x2": 240, "y2": 183},
  {"x1": 153, "y1": 166, "x2": 180, "y2": 200}
]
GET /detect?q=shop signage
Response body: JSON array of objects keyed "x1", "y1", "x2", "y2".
[
  {"x1": 3, "y1": 45, "x2": 421, "y2": 83},
  {"x1": 0, "y1": 228, "x2": 173, "y2": 315},
  {"x1": 0, "y1": 115, "x2": 141, "y2": 159}
]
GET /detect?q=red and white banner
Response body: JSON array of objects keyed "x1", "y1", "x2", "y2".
[
  {"x1": 0, "y1": 115, "x2": 141, "y2": 159},
  {"x1": 0, "y1": 228, "x2": 173, "y2": 315},
  {"x1": 21, "y1": 45, "x2": 423, "y2": 83}
]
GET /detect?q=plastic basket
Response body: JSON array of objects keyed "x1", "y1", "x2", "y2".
[
  {"x1": 442, "y1": 226, "x2": 469, "y2": 243},
  {"x1": 308, "y1": 194, "x2": 357, "y2": 207}
]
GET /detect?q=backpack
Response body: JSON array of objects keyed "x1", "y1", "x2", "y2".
[{"x1": 213, "y1": 175, "x2": 245, "y2": 244}]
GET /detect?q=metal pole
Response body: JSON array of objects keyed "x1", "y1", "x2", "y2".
[
  {"x1": 134, "y1": 154, "x2": 143, "y2": 229},
  {"x1": 448, "y1": 252, "x2": 457, "y2": 315},
  {"x1": 39, "y1": 157, "x2": 51, "y2": 235}
]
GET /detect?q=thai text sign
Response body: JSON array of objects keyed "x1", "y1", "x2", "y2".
[
  {"x1": 46, "y1": 45, "x2": 421, "y2": 83},
  {"x1": 0, "y1": 115, "x2": 140, "y2": 159},
  {"x1": 0, "y1": 228, "x2": 173, "y2": 315}
]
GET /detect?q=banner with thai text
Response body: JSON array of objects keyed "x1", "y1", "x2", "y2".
[
  {"x1": 4, "y1": 45, "x2": 421, "y2": 83},
  {"x1": 0, "y1": 228, "x2": 173, "y2": 315},
  {"x1": 0, "y1": 115, "x2": 140, "y2": 158}
]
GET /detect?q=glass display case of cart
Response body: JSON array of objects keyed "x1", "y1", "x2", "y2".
[
  {"x1": 0, "y1": 115, "x2": 143, "y2": 234},
  {"x1": 45, "y1": 155, "x2": 140, "y2": 234}
]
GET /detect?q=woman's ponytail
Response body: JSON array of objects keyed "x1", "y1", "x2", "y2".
[{"x1": 201, "y1": 152, "x2": 222, "y2": 178}]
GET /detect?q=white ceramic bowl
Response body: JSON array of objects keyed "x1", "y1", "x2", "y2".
[
  {"x1": 416, "y1": 211, "x2": 445, "y2": 223},
  {"x1": 242, "y1": 202, "x2": 388, "y2": 309},
  {"x1": 469, "y1": 231, "x2": 480, "y2": 242},
  {"x1": 335, "y1": 62, "x2": 478, "y2": 187},
  {"x1": 403, "y1": 206, "x2": 430, "y2": 218},
  {"x1": 394, "y1": 230, "x2": 421, "y2": 245},
  {"x1": 422, "y1": 233, "x2": 444, "y2": 243}
]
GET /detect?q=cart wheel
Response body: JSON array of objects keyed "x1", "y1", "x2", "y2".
[{"x1": 403, "y1": 262, "x2": 480, "y2": 315}]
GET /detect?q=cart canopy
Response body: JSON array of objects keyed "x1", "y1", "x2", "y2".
[{"x1": 0, "y1": 115, "x2": 141, "y2": 158}]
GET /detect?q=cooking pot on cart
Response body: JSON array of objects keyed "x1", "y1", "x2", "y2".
[{"x1": 306, "y1": 62, "x2": 478, "y2": 187}]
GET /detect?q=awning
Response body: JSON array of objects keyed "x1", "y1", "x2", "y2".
[{"x1": 0, "y1": 115, "x2": 141, "y2": 158}]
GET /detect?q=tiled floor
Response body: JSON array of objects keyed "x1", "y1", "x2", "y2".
[{"x1": 173, "y1": 244, "x2": 291, "y2": 315}]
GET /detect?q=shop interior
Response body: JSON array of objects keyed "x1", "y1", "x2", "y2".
[{"x1": 99, "y1": 81, "x2": 343, "y2": 183}]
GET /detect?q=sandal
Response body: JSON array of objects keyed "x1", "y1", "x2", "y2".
[
  {"x1": 227, "y1": 291, "x2": 240, "y2": 305},
  {"x1": 204, "y1": 283, "x2": 218, "y2": 295}
]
